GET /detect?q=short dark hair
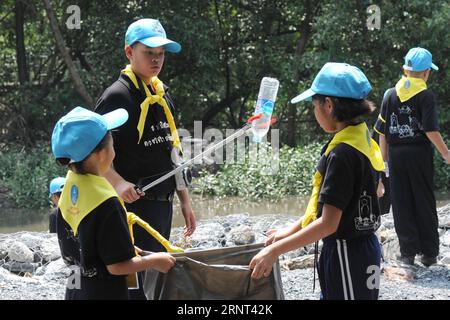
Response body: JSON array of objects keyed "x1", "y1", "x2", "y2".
[
  {"x1": 312, "y1": 94, "x2": 376, "y2": 122},
  {"x1": 56, "y1": 132, "x2": 111, "y2": 174}
]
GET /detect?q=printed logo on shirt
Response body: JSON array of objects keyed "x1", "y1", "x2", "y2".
[
  {"x1": 69, "y1": 185, "x2": 79, "y2": 215},
  {"x1": 355, "y1": 191, "x2": 380, "y2": 231}
]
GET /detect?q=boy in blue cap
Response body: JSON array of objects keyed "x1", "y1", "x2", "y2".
[
  {"x1": 52, "y1": 107, "x2": 175, "y2": 300},
  {"x1": 250, "y1": 63, "x2": 385, "y2": 300},
  {"x1": 374, "y1": 47, "x2": 450, "y2": 267},
  {"x1": 95, "y1": 18, "x2": 196, "y2": 299},
  {"x1": 48, "y1": 176, "x2": 66, "y2": 233}
]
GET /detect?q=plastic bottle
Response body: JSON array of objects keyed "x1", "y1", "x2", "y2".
[{"x1": 251, "y1": 77, "x2": 279, "y2": 143}]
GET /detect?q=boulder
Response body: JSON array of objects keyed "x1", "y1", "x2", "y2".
[
  {"x1": 2, "y1": 261, "x2": 39, "y2": 273},
  {"x1": 42, "y1": 258, "x2": 72, "y2": 281},
  {"x1": 281, "y1": 255, "x2": 315, "y2": 270},
  {"x1": 18, "y1": 233, "x2": 43, "y2": 251},
  {"x1": 7, "y1": 241, "x2": 34, "y2": 263},
  {"x1": 441, "y1": 231, "x2": 450, "y2": 247},
  {"x1": 438, "y1": 205, "x2": 450, "y2": 229},
  {"x1": 228, "y1": 225, "x2": 255, "y2": 245},
  {"x1": 40, "y1": 239, "x2": 61, "y2": 263}
]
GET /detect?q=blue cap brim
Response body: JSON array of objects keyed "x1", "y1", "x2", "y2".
[
  {"x1": 290, "y1": 88, "x2": 315, "y2": 104},
  {"x1": 431, "y1": 63, "x2": 439, "y2": 71},
  {"x1": 139, "y1": 37, "x2": 181, "y2": 53},
  {"x1": 103, "y1": 108, "x2": 129, "y2": 130}
]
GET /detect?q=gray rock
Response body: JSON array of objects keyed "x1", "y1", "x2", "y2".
[
  {"x1": 42, "y1": 258, "x2": 72, "y2": 281},
  {"x1": 441, "y1": 231, "x2": 450, "y2": 247},
  {"x1": 2, "y1": 261, "x2": 39, "y2": 273},
  {"x1": 18, "y1": 234, "x2": 43, "y2": 251},
  {"x1": 438, "y1": 204, "x2": 450, "y2": 229},
  {"x1": 7, "y1": 241, "x2": 34, "y2": 263},
  {"x1": 228, "y1": 225, "x2": 255, "y2": 245},
  {"x1": 381, "y1": 237, "x2": 400, "y2": 263},
  {"x1": 281, "y1": 255, "x2": 315, "y2": 270},
  {"x1": 40, "y1": 239, "x2": 61, "y2": 263}
]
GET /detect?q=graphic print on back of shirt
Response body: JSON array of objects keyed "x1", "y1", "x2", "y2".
[
  {"x1": 389, "y1": 104, "x2": 421, "y2": 139},
  {"x1": 355, "y1": 191, "x2": 380, "y2": 231}
]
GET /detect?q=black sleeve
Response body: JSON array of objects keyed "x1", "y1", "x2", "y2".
[
  {"x1": 419, "y1": 90, "x2": 440, "y2": 132},
  {"x1": 374, "y1": 89, "x2": 390, "y2": 136},
  {"x1": 49, "y1": 209, "x2": 57, "y2": 233},
  {"x1": 318, "y1": 150, "x2": 355, "y2": 211},
  {"x1": 95, "y1": 198, "x2": 135, "y2": 266},
  {"x1": 95, "y1": 82, "x2": 135, "y2": 146},
  {"x1": 94, "y1": 83, "x2": 132, "y2": 116}
]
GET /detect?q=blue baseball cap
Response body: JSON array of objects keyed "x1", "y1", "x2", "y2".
[
  {"x1": 125, "y1": 19, "x2": 181, "y2": 53},
  {"x1": 49, "y1": 177, "x2": 66, "y2": 197},
  {"x1": 51, "y1": 107, "x2": 128, "y2": 163},
  {"x1": 291, "y1": 62, "x2": 372, "y2": 104},
  {"x1": 403, "y1": 47, "x2": 438, "y2": 72}
]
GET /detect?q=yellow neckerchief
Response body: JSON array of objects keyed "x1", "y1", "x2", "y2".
[
  {"x1": 301, "y1": 122, "x2": 385, "y2": 228},
  {"x1": 58, "y1": 170, "x2": 183, "y2": 253},
  {"x1": 395, "y1": 76, "x2": 427, "y2": 103},
  {"x1": 121, "y1": 64, "x2": 181, "y2": 150},
  {"x1": 58, "y1": 170, "x2": 120, "y2": 236}
]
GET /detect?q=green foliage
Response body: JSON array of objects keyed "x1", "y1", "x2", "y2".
[
  {"x1": 0, "y1": 144, "x2": 66, "y2": 209},
  {"x1": 195, "y1": 140, "x2": 449, "y2": 200},
  {"x1": 0, "y1": 0, "x2": 449, "y2": 209},
  {"x1": 193, "y1": 142, "x2": 322, "y2": 200}
]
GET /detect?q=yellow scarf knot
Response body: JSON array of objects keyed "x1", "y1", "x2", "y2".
[{"x1": 121, "y1": 65, "x2": 181, "y2": 151}]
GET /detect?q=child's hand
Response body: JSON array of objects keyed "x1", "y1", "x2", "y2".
[
  {"x1": 249, "y1": 246, "x2": 276, "y2": 279},
  {"x1": 150, "y1": 252, "x2": 176, "y2": 273},
  {"x1": 117, "y1": 180, "x2": 144, "y2": 203},
  {"x1": 265, "y1": 228, "x2": 290, "y2": 246},
  {"x1": 377, "y1": 180, "x2": 385, "y2": 198}
]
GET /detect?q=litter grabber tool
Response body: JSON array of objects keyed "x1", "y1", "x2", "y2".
[
  {"x1": 136, "y1": 114, "x2": 277, "y2": 194},
  {"x1": 136, "y1": 77, "x2": 279, "y2": 194}
]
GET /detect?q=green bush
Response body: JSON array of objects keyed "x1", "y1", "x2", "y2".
[
  {"x1": 194, "y1": 141, "x2": 449, "y2": 200},
  {"x1": 0, "y1": 144, "x2": 66, "y2": 210},
  {"x1": 193, "y1": 142, "x2": 322, "y2": 200}
]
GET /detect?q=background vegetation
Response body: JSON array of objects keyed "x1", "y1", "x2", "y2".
[{"x1": 0, "y1": 0, "x2": 448, "y2": 209}]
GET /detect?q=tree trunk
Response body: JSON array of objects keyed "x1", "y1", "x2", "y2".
[
  {"x1": 42, "y1": 0, "x2": 94, "y2": 107},
  {"x1": 287, "y1": 1, "x2": 321, "y2": 147},
  {"x1": 15, "y1": 0, "x2": 28, "y2": 84}
]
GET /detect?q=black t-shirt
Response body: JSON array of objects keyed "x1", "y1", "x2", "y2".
[
  {"x1": 95, "y1": 73, "x2": 176, "y2": 195},
  {"x1": 49, "y1": 208, "x2": 57, "y2": 233},
  {"x1": 56, "y1": 197, "x2": 136, "y2": 300},
  {"x1": 374, "y1": 88, "x2": 439, "y2": 145},
  {"x1": 316, "y1": 143, "x2": 381, "y2": 240}
]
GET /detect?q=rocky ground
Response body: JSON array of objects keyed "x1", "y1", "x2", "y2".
[{"x1": 1, "y1": 204, "x2": 450, "y2": 300}]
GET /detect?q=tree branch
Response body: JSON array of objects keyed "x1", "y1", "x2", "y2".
[{"x1": 42, "y1": 0, "x2": 94, "y2": 107}]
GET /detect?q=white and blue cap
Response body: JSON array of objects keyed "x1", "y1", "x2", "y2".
[
  {"x1": 291, "y1": 62, "x2": 372, "y2": 104},
  {"x1": 125, "y1": 18, "x2": 181, "y2": 53},
  {"x1": 403, "y1": 47, "x2": 439, "y2": 72},
  {"x1": 51, "y1": 107, "x2": 128, "y2": 163},
  {"x1": 49, "y1": 177, "x2": 66, "y2": 197}
]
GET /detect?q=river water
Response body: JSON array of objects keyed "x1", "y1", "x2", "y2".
[{"x1": 0, "y1": 193, "x2": 448, "y2": 234}]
